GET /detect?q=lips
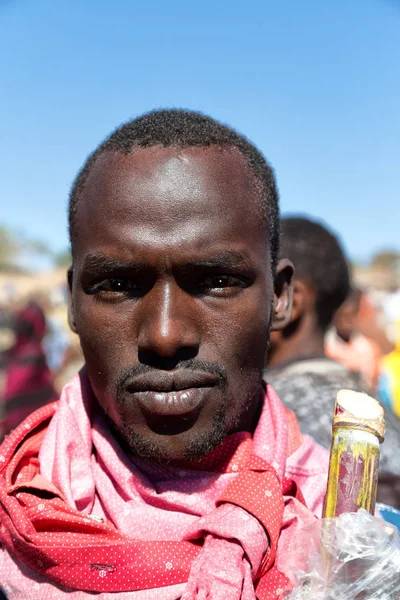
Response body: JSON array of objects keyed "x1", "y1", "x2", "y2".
[{"x1": 124, "y1": 370, "x2": 218, "y2": 417}]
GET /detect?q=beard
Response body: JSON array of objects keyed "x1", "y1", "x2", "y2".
[
  {"x1": 104, "y1": 370, "x2": 263, "y2": 464},
  {"x1": 108, "y1": 401, "x2": 229, "y2": 464}
]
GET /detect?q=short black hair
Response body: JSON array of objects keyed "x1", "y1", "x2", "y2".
[
  {"x1": 68, "y1": 109, "x2": 280, "y2": 266},
  {"x1": 280, "y1": 216, "x2": 351, "y2": 330}
]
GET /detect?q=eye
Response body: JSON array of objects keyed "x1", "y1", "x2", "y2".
[
  {"x1": 197, "y1": 274, "x2": 248, "y2": 295},
  {"x1": 87, "y1": 278, "x2": 143, "y2": 296},
  {"x1": 206, "y1": 275, "x2": 234, "y2": 288}
]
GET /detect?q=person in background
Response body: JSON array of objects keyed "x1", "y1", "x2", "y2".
[
  {"x1": 379, "y1": 320, "x2": 400, "y2": 418},
  {"x1": 356, "y1": 290, "x2": 394, "y2": 356},
  {"x1": 265, "y1": 216, "x2": 400, "y2": 476},
  {"x1": 326, "y1": 288, "x2": 382, "y2": 391},
  {"x1": 382, "y1": 286, "x2": 400, "y2": 341},
  {"x1": 0, "y1": 300, "x2": 57, "y2": 441}
]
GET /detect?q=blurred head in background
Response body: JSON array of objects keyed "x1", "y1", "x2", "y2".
[
  {"x1": 267, "y1": 216, "x2": 350, "y2": 367},
  {"x1": 332, "y1": 288, "x2": 362, "y2": 343}
]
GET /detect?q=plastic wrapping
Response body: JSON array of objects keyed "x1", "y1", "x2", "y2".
[{"x1": 278, "y1": 509, "x2": 400, "y2": 599}]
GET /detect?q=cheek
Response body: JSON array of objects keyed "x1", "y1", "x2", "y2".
[
  {"x1": 205, "y1": 290, "x2": 271, "y2": 372},
  {"x1": 74, "y1": 294, "x2": 134, "y2": 375}
]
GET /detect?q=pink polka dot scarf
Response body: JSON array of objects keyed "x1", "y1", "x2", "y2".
[{"x1": 0, "y1": 372, "x2": 328, "y2": 599}]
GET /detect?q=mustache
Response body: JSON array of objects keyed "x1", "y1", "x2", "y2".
[{"x1": 115, "y1": 359, "x2": 228, "y2": 392}]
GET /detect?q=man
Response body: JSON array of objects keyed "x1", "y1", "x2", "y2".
[
  {"x1": 0, "y1": 110, "x2": 329, "y2": 598},
  {"x1": 1, "y1": 300, "x2": 57, "y2": 441},
  {"x1": 326, "y1": 288, "x2": 382, "y2": 390},
  {"x1": 379, "y1": 320, "x2": 400, "y2": 419},
  {"x1": 265, "y1": 216, "x2": 400, "y2": 475}
]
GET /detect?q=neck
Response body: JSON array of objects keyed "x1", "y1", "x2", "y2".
[{"x1": 268, "y1": 315, "x2": 326, "y2": 368}]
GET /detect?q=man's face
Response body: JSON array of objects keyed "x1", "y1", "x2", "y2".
[{"x1": 70, "y1": 145, "x2": 286, "y2": 462}]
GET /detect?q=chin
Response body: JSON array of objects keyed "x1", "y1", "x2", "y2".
[{"x1": 114, "y1": 413, "x2": 229, "y2": 464}]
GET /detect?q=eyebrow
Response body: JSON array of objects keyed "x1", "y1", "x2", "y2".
[
  {"x1": 81, "y1": 250, "x2": 255, "y2": 277},
  {"x1": 81, "y1": 254, "x2": 144, "y2": 276},
  {"x1": 181, "y1": 251, "x2": 255, "y2": 271}
]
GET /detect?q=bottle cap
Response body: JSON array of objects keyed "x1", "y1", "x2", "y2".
[{"x1": 333, "y1": 389, "x2": 385, "y2": 443}]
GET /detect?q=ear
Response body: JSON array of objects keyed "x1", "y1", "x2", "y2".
[
  {"x1": 271, "y1": 258, "x2": 294, "y2": 331},
  {"x1": 290, "y1": 279, "x2": 310, "y2": 324},
  {"x1": 67, "y1": 267, "x2": 78, "y2": 334}
]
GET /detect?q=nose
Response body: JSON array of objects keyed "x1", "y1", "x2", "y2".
[{"x1": 137, "y1": 282, "x2": 200, "y2": 365}]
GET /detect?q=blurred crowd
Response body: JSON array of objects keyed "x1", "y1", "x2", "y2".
[
  {"x1": 0, "y1": 217, "x2": 400, "y2": 480},
  {"x1": 0, "y1": 285, "x2": 83, "y2": 442}
]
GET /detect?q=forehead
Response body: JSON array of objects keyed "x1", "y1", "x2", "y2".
[{"x1": 74, "y1": 146, "x2": 270, "y2": 264}]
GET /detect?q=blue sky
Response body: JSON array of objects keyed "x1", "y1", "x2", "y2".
[{"x1": 1, "y1": 0, "x2": 399, "y2": 267}]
